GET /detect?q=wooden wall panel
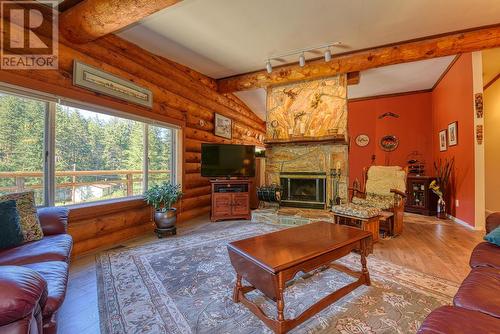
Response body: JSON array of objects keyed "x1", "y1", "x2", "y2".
[{"x1": 0, "y1": 16, "x2": 265, "y2": 256}]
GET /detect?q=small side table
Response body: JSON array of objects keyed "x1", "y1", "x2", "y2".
[{"x1": 333, "y1": 213, "x2": 380, "y2": 243}]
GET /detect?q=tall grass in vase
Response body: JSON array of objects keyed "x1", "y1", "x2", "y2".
[{"x1": 429, "y1": 158, "x2": 454, "y2": 219}]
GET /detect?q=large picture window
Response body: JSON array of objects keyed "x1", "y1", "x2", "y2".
[{"x1": 0, "y1": 89, "x2": 177, "y2": 207}]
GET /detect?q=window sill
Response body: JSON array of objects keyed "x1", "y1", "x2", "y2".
[{"x1": 66, "y1": 196, "x2": 150, "y2": 221}]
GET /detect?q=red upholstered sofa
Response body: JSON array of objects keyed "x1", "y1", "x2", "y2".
[
  {"x1": 417, "y1": 213, "x2": 500, "y2": 333},
  {"x1": 0, "y1": 207, "x2": 72, "y2": 334}
]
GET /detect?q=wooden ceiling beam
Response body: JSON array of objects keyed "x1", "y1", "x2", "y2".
[
  {"x1": 217, "y1": 24, "x2": 500, "y2": 93},
  {"x1": 59, "y1": 0, "x2": 182, "y2": 44}
]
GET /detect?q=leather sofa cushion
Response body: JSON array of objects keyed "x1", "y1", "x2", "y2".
[
  {"x1": 454, "y1": 267, "x2": 500, "y2": 318},
  {"x1": 22, "y1": 261, "x2": 69, "y2": 318},
  {"x1": 469, "y1": 242, "x2": 500, "y2": 269},
  {"x1": 0, "y1": 266, "x2": 47, "y2": 326},
  {"x1": 417, "y1": 306, "x2": 500, "y2": 333},
  {"x1": 0, "y1": 234, "x2": 72, "y2": 266}
]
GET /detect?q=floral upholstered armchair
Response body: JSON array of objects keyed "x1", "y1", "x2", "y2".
[{"x1": 350, "y1": 165, "x2": 407, "y2": 236}]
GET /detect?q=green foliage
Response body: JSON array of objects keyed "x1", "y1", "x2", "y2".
[
  {"x1": 0, "y1": 95, "x2": 174, "y2": 204},
  {"x1": 143, "y1": 181, "x2": 183, "y2": 211}
]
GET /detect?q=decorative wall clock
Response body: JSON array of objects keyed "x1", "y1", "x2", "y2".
[
  {"x1": 355, "y1": 134, "x2": 370, "y2": 147},
  {"x1": 380, "y1": 135, "x2": 399, "y2": 152}
]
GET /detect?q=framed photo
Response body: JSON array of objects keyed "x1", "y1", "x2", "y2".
[
  {"x1": 73, "y1": 60, "x2": 153, "y2": 108},
  {"x1": 439, "y1": 129, "x2": 447, "y2": 151},
  {"x1": 214, "y1": 113, "x2": 232, "y2": 139},
  {"x1": 448, "y1": 121, "x2": 458, "y2": 146}
]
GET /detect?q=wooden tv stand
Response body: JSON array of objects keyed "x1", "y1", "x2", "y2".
[{"x1": 210, "y1": 179, "x2": 251, "y2": 222}]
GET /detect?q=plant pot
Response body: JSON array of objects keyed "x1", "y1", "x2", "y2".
[{"x1": 154, "y1": 208, "x2": 177, "y2": 229}]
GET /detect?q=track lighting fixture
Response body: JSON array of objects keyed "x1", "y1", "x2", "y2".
[
  {"x1": 265, "y1": 59, "x2": 272, "y2": 74},
  {"x1": 299, "y1": 52, "x2": 305, "y2": 67},
  {"x1": 264, "y1": 41, "x2": 341, "y2": 73},
  {"x1": 324, "y1": 49, "x2": 332, "y2": 62}
]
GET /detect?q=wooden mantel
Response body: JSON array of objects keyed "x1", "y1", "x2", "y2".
[
  {"x1": 217, "y1": 24, "x2": 500, "y2": 93},
  {"x1": 264, "y1": 135, "x2": 348, "y2": 147}
]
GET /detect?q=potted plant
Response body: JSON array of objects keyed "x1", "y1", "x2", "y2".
[
  {"x1": 429, "y1": 158, "x2": 454, "y2": 219},
  {"x1": 143, "y1": 182, "x2": 183, "y2": 237}
]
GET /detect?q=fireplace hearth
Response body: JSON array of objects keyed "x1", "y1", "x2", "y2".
[{"x1": 280, "y1": 172, "x2": 326, "y2": 209}]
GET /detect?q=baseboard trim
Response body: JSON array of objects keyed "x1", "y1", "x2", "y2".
[{"x1": 446, "y1": 214, "x2": 476, "y2": 230}]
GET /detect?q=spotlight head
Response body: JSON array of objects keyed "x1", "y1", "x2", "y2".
[
  {"x1": 265, "y1": 60, "x2": 272, "y2": 74},
  {"x1": 324, "y1": 49, "x2": 332, "y2": 62},
  {"x1": 299, "y1": 53, "x2": 305, "y2": 67}
]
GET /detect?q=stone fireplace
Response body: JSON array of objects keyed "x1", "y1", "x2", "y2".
[{"x1": 264, "y1": 75, "x2": 349, "y2": 210}]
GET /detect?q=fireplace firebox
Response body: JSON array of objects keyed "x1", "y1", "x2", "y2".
[{"x1": 280, "y1": 172, "x2": 326, "y2": 209}]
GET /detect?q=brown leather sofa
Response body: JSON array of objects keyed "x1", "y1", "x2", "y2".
[
  {"x1": 0, "y1": 207, "x2": 72, "y2": 334},
  {"x1": 417, "y1": 213, "x2": 500, "y2": 333}
]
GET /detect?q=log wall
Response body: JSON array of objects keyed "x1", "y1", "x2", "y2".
[{"x1": 0, "y1": 18, "x2": 265, "y2": 256}]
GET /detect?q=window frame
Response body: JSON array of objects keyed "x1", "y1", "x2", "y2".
[{"x1": 0, "y1": 85, "x2": 180, "y2": 207}]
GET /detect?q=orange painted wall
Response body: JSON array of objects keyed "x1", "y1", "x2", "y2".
[
  {"x1": 348, "y1": 54, "x2": 475, "y2": 226},
  {"x1": 431, "y1": 54, "x2": 475, "y2": 226},
  {"x1": 348, "y1": 92, "x2": 433, "y2": 185}
]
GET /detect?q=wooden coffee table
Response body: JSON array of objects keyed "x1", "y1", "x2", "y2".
[{"x1": 227, "y1": 222, "x2": 373, "y2": 334}]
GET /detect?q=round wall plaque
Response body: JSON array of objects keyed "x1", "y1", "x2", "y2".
[
  {"x1": 380, "y1": 135, "x2": 399, "y2": 152},
  {"x1": 355, "y1": 134, "x2": 370, "y2": 147}
]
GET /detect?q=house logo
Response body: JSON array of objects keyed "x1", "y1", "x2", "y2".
[{"x1": 1, "y1": 0, "x2": 58, "y2": 69}]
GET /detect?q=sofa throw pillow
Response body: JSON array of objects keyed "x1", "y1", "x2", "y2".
[
  {"x1": 0, "y1": 200, "x2": 24, "y2": 249},
  {"x1": 484, "y1": 226, "x2": 500, "y2": 247},
  {"x1": 0, "y1": 191, "x2": 43, "y2": 242}
]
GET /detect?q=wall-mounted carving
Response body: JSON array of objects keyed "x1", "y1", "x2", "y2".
[{"x1": 266, "y1": 75, "x2": 347, "y2": 141}]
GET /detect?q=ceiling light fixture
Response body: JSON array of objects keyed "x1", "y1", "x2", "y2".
[
  {"x1": 324, "y1": 48, "x2": 332, "y2": 62},
  {"x1": 299, "y1": 52, "x2": 305, "y2": 67},
  {"x1": 265, "y1": 41, "x2": 341, "y2": 73},
  {"x1": 265, "y1": 59, "x2": 272, "y2": 74}
]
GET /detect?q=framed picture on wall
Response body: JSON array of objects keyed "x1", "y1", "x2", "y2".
[
  {"x1": 439, "y1": 129, "x2": 447, "y2": 152},
  {"x1": 214, "y1": 113, "x2": 232, "y2": 139},
  {"x1": 448, "y1": 121, "x2": 458, "y2": 146}
]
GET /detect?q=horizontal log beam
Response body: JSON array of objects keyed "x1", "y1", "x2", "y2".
[
  {"x1": 60, "y1": 0, "x2": 182, "y2": 43},
  {"x1": 217, "y1": 25, "x2": 500, "y2": 92}
]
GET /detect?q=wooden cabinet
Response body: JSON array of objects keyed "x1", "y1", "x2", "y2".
[
  {"x1": 405, "y1": 176, "x2": 438, "y2": 216},
  {"x1": 210, "y1": 180, "x2": 251, "y2": 222}
]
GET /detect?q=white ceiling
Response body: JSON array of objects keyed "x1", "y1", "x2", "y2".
[
  {"x1": 233, "y1": 56, "x2": 456, "y2": 120},
  {"x1": 116, "y1": 0, "x2": 500, "y2": 119},
  {"x1": 348, "y1": 56, "x2": 455, "y2": 99},
  {"x1": 118, "y1": 0, "x2": 500, "y2": 79}
]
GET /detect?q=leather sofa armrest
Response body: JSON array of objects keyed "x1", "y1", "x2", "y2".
[
  {"x1": 37, "y1": 207, "x2": 69, "y2": 236},
  {"x1": 0, "y1": 266, "x2": 47, "y2": 327},
  {"x1": 486, "y1": 212, "x2": 500, "y2": 234}
]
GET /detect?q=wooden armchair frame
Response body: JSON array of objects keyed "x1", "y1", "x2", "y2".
[{"x1": 348, "y1": 166, "x2": 407, "y2": 236}]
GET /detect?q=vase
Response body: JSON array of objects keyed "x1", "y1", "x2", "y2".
[
  {"x1": 437, "y1": 198, "x2": 447, "y2": 219},
  {"x1": 154, "y1": 208, "x2": 177, "y2": 237}
]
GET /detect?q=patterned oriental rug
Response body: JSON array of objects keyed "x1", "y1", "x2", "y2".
[{"x1": 96, "y1": 222, "x2": 458, "y2": 334}]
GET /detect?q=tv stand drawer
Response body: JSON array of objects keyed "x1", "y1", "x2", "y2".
[{"x1": 214, "y1": 183, "x2": 248, "y2": 193}]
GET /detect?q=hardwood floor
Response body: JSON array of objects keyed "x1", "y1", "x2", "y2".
[{"x1": 57, "y1": 213, "x2": 485, "y2": 333}]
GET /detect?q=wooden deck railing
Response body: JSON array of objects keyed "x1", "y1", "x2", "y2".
[{"x1": 0, "y1": 170, "x2": 170, "y2": 200}]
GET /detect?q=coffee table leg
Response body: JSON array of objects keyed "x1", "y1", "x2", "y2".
[
  {"x1": 276, "y1": 285, "x2": 285, "y2": 322},
  {"x1": 360, "y1": 242, "x2": 371, "y2": 286},
  {"x1": 233, "y1": 274, "x2": 242, "y2": 303}
]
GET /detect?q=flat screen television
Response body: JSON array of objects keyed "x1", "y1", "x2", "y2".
[{"x1": 201, "y1": 143, "x2": 255, "y2": 178}]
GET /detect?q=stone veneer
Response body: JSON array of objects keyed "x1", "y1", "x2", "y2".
[
  {"x1": 265, "y1": 143, "x2": 349, "y2": 205},
  {"x1": 264, "y1": 76, "x2": 349, "y2": 208},
  {"x1": 252, "y1": 207, "x2": 336, "y2": 226}
]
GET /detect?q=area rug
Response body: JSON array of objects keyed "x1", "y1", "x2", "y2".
[{"x1": 96, "y1": 222, "x2": 459, "y2": 334}]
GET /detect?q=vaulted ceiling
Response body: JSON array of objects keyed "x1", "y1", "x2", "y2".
[
  {"x1": 117, "y1": 0, "x2": 500, "y2": 79},
  {"x1": 57, "y1": 0, "x2": 500, "y2": 118}
]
